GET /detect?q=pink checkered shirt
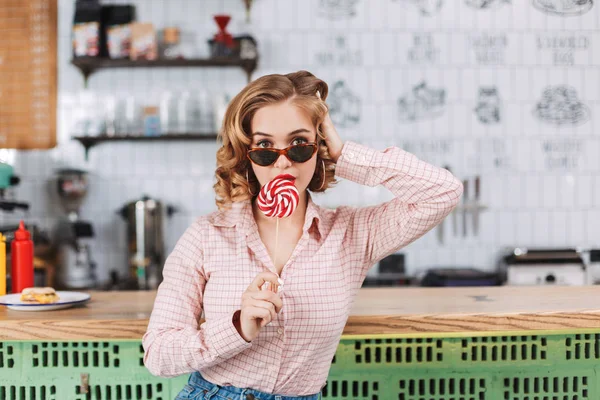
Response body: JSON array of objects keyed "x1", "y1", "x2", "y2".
[{"x1": 142, "y1": 141, "x2": 463, "y2": 396}]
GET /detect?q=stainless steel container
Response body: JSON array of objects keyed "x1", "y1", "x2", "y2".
[{"x1": 118, "y1": 196, "x2": 175, "y2": 290}]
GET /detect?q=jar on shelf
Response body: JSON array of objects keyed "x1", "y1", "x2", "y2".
[
  {"x1": 104, "y1": 94, "x2": 117, "y2": 136},
  {"x1": 160, "y1": 90, "x2": 179, "y2": 134},
  {"x1": 143, "y1": 106, "x2": 160, "y2": 136},
  {"x1": 213, "y1": 93, "x2": 230, "y2": 133},
  {"x1": 197, "y1": 89, "x2": 214, "y2": 134},
  {"x1": 159, "y1": 27, "x2": 182, "y2": 59},
  {"x1": 73, "y1": 91, "x2": 104, "y2": 137},
  {"x1": 115, "y1": 94, "x2": 143, "y2": 136},
  {"x1": 176, "y1": 90, "x2": 203, "y2": 134}
]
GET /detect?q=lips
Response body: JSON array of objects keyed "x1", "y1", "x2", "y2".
[{"x1": 276, "y1": 174, "x2": 296, "y2": 182}]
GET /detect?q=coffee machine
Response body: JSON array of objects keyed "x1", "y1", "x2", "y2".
[
  {"x1": 52, "y1": 169, "x2": 97, "y2": 289},
  {"x1": 0, "y1": 161, "x2": 29, "y2": 213}
]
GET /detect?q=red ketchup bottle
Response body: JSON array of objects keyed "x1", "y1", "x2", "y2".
[{"x1": 11, "y1": 221, "x2": 34, "y2": 293}]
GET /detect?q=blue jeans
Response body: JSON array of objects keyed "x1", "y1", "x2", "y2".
[{"x1": 175, "y1": 371, "x2": 322, "y2": 400}]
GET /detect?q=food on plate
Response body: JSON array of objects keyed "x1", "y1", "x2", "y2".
[{"x1": 20, "y1": 287, "x2": 60, "y2": 304}]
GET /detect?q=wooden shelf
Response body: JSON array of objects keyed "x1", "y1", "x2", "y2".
[
  {"x1": 73, "y1": 133, "x2": 219, "y2": 160},
  {"x1": 71, "y1": 56, "x2": 258, "y2": 85}
]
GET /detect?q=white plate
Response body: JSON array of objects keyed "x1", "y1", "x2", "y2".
[{"x1": 0, "y1": 291, "x2": 91, "y2": 311}]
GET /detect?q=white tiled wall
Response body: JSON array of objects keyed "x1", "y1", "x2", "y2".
[{"x1": 2, "y1": 0, "x2": 599, "y2": 283}]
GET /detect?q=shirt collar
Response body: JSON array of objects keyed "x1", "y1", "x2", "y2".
[{"x1": 210, "y1": 193, "x2": 323, "y2": 238}]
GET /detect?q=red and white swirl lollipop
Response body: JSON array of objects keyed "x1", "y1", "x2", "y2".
[
  {"x1": 256, "y1": 174, "x2": 298, "y2": 294},
  {"x1": 257, "y1": 174, "x2": 299, "y2": 218}
]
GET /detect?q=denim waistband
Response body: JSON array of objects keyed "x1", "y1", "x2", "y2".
[{"x1": 187, "y1": 371, "x2": 321, "y2": 400}]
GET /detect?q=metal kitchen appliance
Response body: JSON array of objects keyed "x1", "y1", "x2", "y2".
[
  {"x1": 51, "y1": 169, "x2": 97, "y2": 289},
  {"x1": 499, "y1": 248, "x2": 587, "y2": 286},
  {"x1": 364, "y1": 253, "x2": 413, "y2": 287},
  {"x1": 118, "y1": 195, "x2": 175, "y2": 290},
  {"x1": 421, "y1": 267, "x2": 500, "y2": 287},
  {"x1": 0, "y1": 161, "x2": 29, "y2": 213}
]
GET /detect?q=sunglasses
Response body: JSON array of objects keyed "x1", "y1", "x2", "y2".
[{"x1": 247, "y1": 142, "x2": 318, "y2": 167}]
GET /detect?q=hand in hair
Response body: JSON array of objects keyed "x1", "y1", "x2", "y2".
[{"x1": 319, "y1": 105, "x2": 344, "y2": 163}]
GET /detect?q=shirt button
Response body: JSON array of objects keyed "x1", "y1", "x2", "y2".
[
  {"x1": 277, "y1": 328, "x2": 284, "y2": 335},
  {"x1": 347, "y1": 152, "x2": 355, "y2": 159}
]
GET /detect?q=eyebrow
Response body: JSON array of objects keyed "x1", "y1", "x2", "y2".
[{"x1": 252, "y1": 128, "x2": 311, "y2": 137}]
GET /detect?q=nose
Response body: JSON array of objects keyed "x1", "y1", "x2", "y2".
[{"x1": 273, "y1": 153, "x2": 292, "y2": 169}]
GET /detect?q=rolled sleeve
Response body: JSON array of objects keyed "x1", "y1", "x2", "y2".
[
  {"x1": 335, "y1": 141, "x2": 463, "y2": 275},
  {"x1": 142, "y1": 218, "x2": 251, "y2": 377}
]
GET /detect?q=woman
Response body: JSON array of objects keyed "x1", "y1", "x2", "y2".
[{"x1": 143, "y1": 71, "x2": 463, "y2": 400}]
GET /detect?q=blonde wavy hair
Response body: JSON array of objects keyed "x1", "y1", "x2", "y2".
[{"x1": 214, "y1": 70, "x2": 338, "y2": 211}]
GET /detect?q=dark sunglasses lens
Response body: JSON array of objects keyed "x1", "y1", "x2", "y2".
[
  {"x1": 288, "y1": 145, "x2": 315, "y2": 163},
  {"x1": 249, "y1": 150, "x2": 279, "y2": 166}
]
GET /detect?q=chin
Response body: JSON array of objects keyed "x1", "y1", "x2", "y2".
[{"x1": 296, "y1": 185, "x2": 307, "y2": 194}]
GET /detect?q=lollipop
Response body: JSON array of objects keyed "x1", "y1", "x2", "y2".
[
  {"x1": 256, "y1": 174, "x2": 299, "y2": 293},
  {"x1": 257, "y1": 174, "x2": 299, "y2": 218}
]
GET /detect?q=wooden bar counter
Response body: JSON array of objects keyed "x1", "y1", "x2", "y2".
[{"x1": 2, "y1": 285, "x2": 600, "y2": 340}]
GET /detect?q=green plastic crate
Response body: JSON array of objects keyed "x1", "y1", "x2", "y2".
[{"x1": 1, "y1": 331, "x2": 600, "y2": 399}]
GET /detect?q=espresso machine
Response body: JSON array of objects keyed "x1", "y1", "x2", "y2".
[
  {"x1": 52, "y1": 169, "x2": 97, "y2": 289},
  {"x1": 0, "y1": 161, "x2": 29, "y2": 213}
]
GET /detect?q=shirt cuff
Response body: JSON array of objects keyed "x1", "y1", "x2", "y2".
[
  {"x1": 202, "y1": 310, "x2": 252, "y2": 360},
  {"x1": 334, "y1": 141, "x2": 379, "y2": 185}
]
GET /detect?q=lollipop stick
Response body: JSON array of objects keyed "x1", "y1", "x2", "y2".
[{"x1": 273, "y1": 218, "x2": 279, "y2": 270}]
